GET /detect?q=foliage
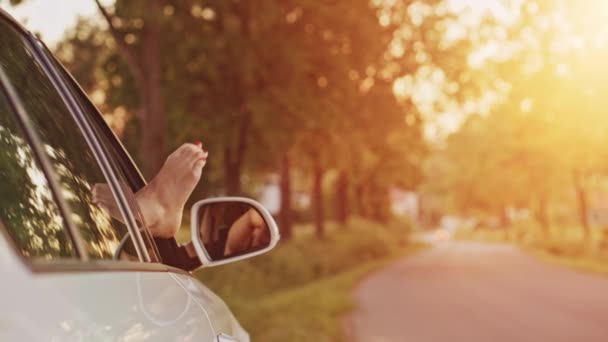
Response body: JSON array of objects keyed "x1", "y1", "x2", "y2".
[
  {"x1": 33, "y1": 0, "x2": 490, "y2": 231},
  {"x1": 421, "y1": 0, "x2": 608, "y2": 241},
  {"x1": 195, "y1": 218, "x2": 412, "y2": 297},
  {"x1": 12, "y1": 0, "x2": 608, "y2": 240}
]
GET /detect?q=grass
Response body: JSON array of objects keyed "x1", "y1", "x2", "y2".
[
  {"x1": 528, "y1": 248, "x2": 608, "y2": 276},
  {"x1": 457, "y1": 222, "x2": 608, "y2": 277},
  {"x1": 228, "y1": 246, "x2": 426, "y2": 342},
  {"x1": 191, "y1": 217, "x2": 427, "y2": 341}
]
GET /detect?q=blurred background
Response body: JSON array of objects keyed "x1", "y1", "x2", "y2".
[{"x1": 5, "y1": 0, "x2": 608, "y2": 340}]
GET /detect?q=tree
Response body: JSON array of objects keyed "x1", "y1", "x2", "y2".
[
  {"x1": 92, "y1": 0, "x2": 167, "y2": 177},
  {"x1": 44, "y1": 0, "x2": 439, "y2": 239}
]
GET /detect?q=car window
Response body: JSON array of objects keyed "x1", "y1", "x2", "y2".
[
  {"x1": 0, "y1": 19, "x2": 138, "y2": 261},
  {"x1": 0, "y1": 87, "x2": 77, "y2": 259},
  {"x1": 49, "y1": 57, "x2": 161, "y2": 263}
]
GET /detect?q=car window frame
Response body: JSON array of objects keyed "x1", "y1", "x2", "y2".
[
  {"x1": 40, "y1": 43, "x2": 202, "y2": 272},
  {"x1": 40, "y1": 43, "x2": 162, "y2": 264},
  {"x1": 0, "y1": 13, "x2": 184, "y2": 273},
  {"x1": 28, "y1": 37, "x2": 152, "y2": 263}
]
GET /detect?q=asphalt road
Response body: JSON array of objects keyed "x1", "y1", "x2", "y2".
[{"x1": 346, "y1": 241, "x2": 608, "y2": 342}]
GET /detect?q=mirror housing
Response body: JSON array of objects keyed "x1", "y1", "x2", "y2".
[{"x1": 190, "y1": 197, "x2": 280, "y2": 267}]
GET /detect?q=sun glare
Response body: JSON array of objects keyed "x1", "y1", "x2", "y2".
[
  {"x1": 447, "y1": 0, "x2": 519, "y2": 25},
  {"x1": 4, "y1": 0, "x2": 104, "y2": 47}
]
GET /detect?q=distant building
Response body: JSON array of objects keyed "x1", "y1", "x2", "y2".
[
  {"x1": 257, "y1": 175, "x2": 308, "y2": 216},
  {"x1": 390, "y1": 188, "x2": 419, "y2": 220},
  {"x1": 258, "y1": 182, "x2": 280, "y2": 215}
]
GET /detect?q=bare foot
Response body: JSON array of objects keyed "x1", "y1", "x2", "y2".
[
  {"x1": 93, "y1": 142, "x2": 208, "y2": 238},
  {"x1": 139, "y1": 142, "x2": 208, "y2": 237},
  {"x1": 224, "y1": 209, "x2": 269, "y2": 255}
]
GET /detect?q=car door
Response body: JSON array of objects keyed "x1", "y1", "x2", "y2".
[
  {"x1": 53, "y1": 43, "x2": 252, "y2": 342},
  {"x1": 0, "y1": 15, "x2": 217, "y2": 341},
  {"x1": 41, "y1": 25, "x2": 252, "y2": 342}
]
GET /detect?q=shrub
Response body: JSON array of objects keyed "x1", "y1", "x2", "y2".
[{"x1": 194, "y1": 217, "x2": 412, "y2": 300}]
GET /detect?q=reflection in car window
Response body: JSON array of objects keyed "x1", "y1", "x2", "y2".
[
  {"x1": 0, "y1": 89, "x2": 76, "y2": 259},
  {"x1": 0, "y1": 20, "x2": 131, "y2": 260}
]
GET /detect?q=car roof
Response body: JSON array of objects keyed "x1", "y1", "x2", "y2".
[{"x1": 0, "y1": 6, "x2": 33, "y2": 37}]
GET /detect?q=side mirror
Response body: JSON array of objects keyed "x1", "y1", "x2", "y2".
[{"x1": 190, "y1": 197, "x2": 280, "y2": 267}]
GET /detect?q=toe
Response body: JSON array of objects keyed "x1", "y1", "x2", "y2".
[
  {"x1": 187, "y1": 143, "x2": 203, "y2": 155},
  {"x1": 193, "y1": 157, "x2": 207, "y2": 169},
  {"x1": 180, "y1": 146, "x2": 204, "y2": 166},
  {"x1": 191, "y1": 149, "x2": 207, "y2": 164},
  {"x1": 192, "y1": 158, "x2": 207, "y2": 177},
  {"x1": 193, "y1": 148, "x2": 207, "y2": 159},
  {"x1": 171, "y1": 143, "x2": 194, "y2": 158},
  {"x1": 191, "y1": 150, "x2": 208, "y2": 174},
  {"x1": 176, "y1": 145, "x2": 201, "y2": 165}
]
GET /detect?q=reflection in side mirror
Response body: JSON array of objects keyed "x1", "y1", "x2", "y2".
[{"x1": 190, "y1": 197, "x2": 280, "y2": 267}]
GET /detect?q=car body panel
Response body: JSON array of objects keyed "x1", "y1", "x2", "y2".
[
  {"x1": 0, "y1": 237, "x2": 217, "y2": 341},
  {"x1": 172, "y1": 273, "x2": 250, "y2": 341}
]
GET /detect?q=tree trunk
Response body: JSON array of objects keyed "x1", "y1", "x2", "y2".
[
  {"x1": 536, "y1": 194, "x2": 550, "y2": 237},
  {"x1": 223, "y1": 113, "x2": 251, "y2": 195},
  {"x1": 354, "y1": 182, "x2": 366, "y2": 218},
  {"x1": 369, "y1": 184, "x2": 390, "y2": 223},
  {"x1": 139, "y1": 0, "x2": 165, "y2": 177},
  {"x1": 381, "y1": 187, "x2": 391, "y2": 223},
  {"x1": 498, "y1": 206, "x2": 510, "y2": 228},
  {"x1": 312, "y1": 155, "x2": 325, "y2": 239},
  {"x1": 278, "y1": 153, "x2": 293, "y2": 240},
  {"x1": 574, "y1": 172, "x2": 591, "y2": 242},
  {"x1": 224, "y1": 147, "x2": 242, "y2": 196},
  {"x1": 335, "y1": 170, "x2": 349, "y2": 226},
  {"x1": 94, "y1": 0, "x2": 165, "y2": 178}
]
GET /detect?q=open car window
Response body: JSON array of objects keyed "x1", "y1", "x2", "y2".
[
  {"x1": 41, "y1": 44, "x2": 161, "y2": 263},
  {"x1": 0, "y1": 17, "x2": 146, "y2": 261}
]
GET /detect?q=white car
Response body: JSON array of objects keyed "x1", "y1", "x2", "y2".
[{"x1": 0, "y1": 9, "x2": 279, "y2": 341}]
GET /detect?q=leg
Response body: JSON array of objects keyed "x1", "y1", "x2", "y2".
[
  {"x1": 93, "y1": 142, "x2": 208, "y2": 238},
  {"x1": 136, "y1": 142, "x2": 208, "y2": 238}
]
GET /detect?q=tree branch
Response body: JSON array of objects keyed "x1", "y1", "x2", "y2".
[
  {"x1": 94, "y1": 0, "x2": 144, "y2": 89},
  {"x1": 235, "y1": 110, "x2": 252, "y2": 167}
]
